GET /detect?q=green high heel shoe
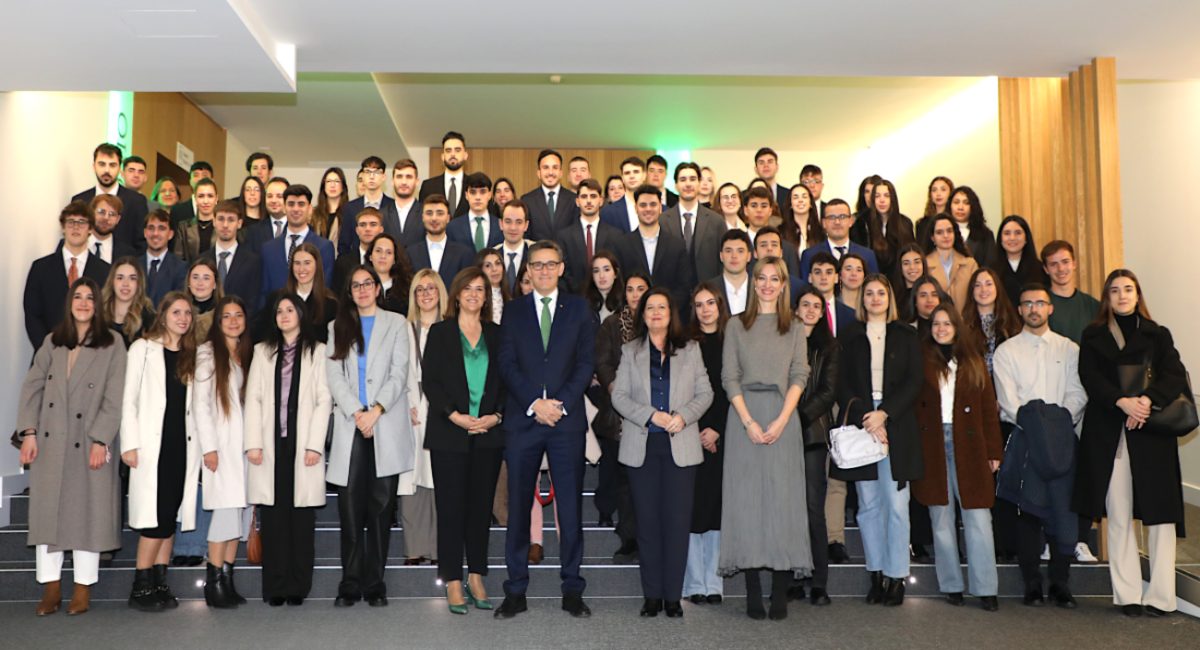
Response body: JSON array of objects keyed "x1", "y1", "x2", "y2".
[
  {"x1": 446, "y1": 585, "x2": 469, "y2": 615},
  {"x1": 465, "y1": 583, "x2": 493, "y2": 610}
]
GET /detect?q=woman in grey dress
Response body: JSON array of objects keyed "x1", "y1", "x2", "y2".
[{"x1": 719, "y1": 256, "x2": 811, "y2": 621}]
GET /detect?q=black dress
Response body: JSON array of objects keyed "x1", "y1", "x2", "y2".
[
  {"x1": 691, "y1": 332, "x2": 727, "y2": 534},
  {"x1": 142, "y1": 348, "x2": 187, "y2": 539}
]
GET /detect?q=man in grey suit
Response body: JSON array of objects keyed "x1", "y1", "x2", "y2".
[
  {"x1": 519, "y1": 149, "x2": 578, "y2": 241},
  {"x1": 660, "y1": 163, "x2": 723, "y2": 284}
]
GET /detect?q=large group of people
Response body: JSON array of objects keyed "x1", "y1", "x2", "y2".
[{"x1": 14, "y1": 136, "x2": 1191, "y2": 622}]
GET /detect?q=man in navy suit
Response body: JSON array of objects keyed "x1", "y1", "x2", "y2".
[
  {"x1": 141, "y1": 210, "x2": 187, "y2": 307},
  {"x1": 447, "y1": 172, "x2": 504, "y2": 252},
  {"x1": 418, "y1": 131, "x2": 469, "y2": 218},
  {"x1": 333, "y1": 207, "x2": 385, "y2": 293},
  {"x1": 203, "y1": 200, "x2": 262, "y2": 310},
  {"x1": 520, "y1": 149, "x2": 578, "y2": 241},
  {"x1": 23, "y1": 201, "x2": 112, "y2": 350},
  {"x1": 494, "y1": 201, "x2": 535, "y2": 295},
  {"x1": 807, "y1": 251, "x2": 858, "y2": 334},
  {"x1": 598, "y1": 156, "x2": 645, "y2": 233},
  {"x1": 388, "y1": 158, "x2": 426, "y2": 247},
  {"x1": 86, "y1": 194, "x2": 136, "y2": 264},
  {"x1": 743, "y1": 186, "x2": 802, "y2": 278},
  {"x1": 616, "y1": 185, "x2": 696, "y2": 310},
  {"x1": 405, "y1": 195, "x2": 473, "y2": 290},
  {"x1": 707, "y1": 229, "x2": 754, "y2": 316},
  {"x1": 644, "y1": 155, "x2": 679, "y2": 208},
  {"x1": 70, "y1": 142, "x2": 147, "y2": 253},
  {"x1": 754, "y1": 147, "x2": 792, "y2": 225},
  {"x1": 337, "y1": 156, "x2": 396, "y2": 256},
  {"x1": 798, "y1": 199, "x2": 879, "y2": 279},
  {"x1": 243, "y1": 176, "x2": 290, "y2": 255},
  {"x1": 556, "y1": 179, "x2": 622, "y2": 292},
  {"x1": 260, "y1": 184, "x2": 335, "y2": 295},
  {"x1": 494, "y1": 241, "x2": 598, "y2": 620}
]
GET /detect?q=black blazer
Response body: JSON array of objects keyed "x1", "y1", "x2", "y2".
[
  {"x1": 202, "y1": 245, "x2": 262, "y2": 311},
  {"x1": 446, "y1": 213, "x2": 504, "y2": 250},
  {"x1": 242, "y1": 215, "x2": 282, "y2": 255},
  {"x1": 337, "y1": 194, "x2": 397, "y2": 256},
  {"x1": 391, "y1": 199, "x2": 426, "y2": 248},
  {"x1": 71, "y1": 185, "x2": 148, "y2": 253},
  {"x1": 965, "y1": 227, "x2": 997, "y2": 269},
  {"x1": 406, "y1": 238, "x2": 474, "y2": 290},
  {"x1": 834, "y1": 320, "x2": 922, "y2": 482},
  {"x1": 419, "y1": 175, "x2": 469, "y2": 218},
  {"x1": 617, "y1": 227, "x2": 696, "y2": 307},
  {"x1": 799, "y1": 331, "x2": 840, "y2": 447},
  {"x1": 331, "y1": 249, "x2": 367, "y2": 296},
  {"x1": 661, "y1": 204, "x2": 724, "y2": 284},
  {"x1": 169, "y1": 199, "x2": 195, "y2": 226},
  {"x1": 555, "y1": 219, "x2": 623, "y2": 292},
  {"x1": 142, "y1": 251, "x2": 188, "y2": 307},
  {"x1": 22, "y1": 252, "x2": 111, "y2": 350},
  {"x1": 422, "y1": 319, "x2": 505, "y2": 452},
  {"x1": 521, "y1": 186, "x2": 579, "y2": 241}
]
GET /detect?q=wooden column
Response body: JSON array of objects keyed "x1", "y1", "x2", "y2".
[{"x1": 999, "y1": 57, "x2": 1122, "y2": 294}]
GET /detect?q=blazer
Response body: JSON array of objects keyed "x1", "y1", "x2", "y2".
[
  {"x1": 599, "y1": 199, "x2": 637, "y2": 233},
  {"x1": 337, "y1": 194, "x2": 396, "y2": 256},
  {"x1": 446, "y1": 212, "x2": 504, "y2": 251},
  {"x1": 964, "y1": 227, "x2": 997, "y2": 270},
  {"x1": 121, "y1": 338, "x2": 202, "y2": 531},
  {"x1": 399, "y1": 321, "x2": 434, "y2": 494},
  {"x1": 389, "y1": 199, "x2": 427, "y2": 248},
  {"x1": 521, "y1": 186, "x2": 579, "y2": 241},
  {"x1": 772, "y1": 183, "x2": 792, "y2": 224},
  {"x1": 71, "y1": 185, "x2": 148, "y2": 252},
  {"x1": 192, "y1": 341, "x2": 248, "y2": 510},
  {"x1": 555, "y1": 218, "x2": 623, "y2": 292},
  {"x1": 169, "y1": 199, "x2": 195, "y2": 226},
  {"x1": 798, "y1": 240, "x2": 880, "y2": 280},
  {"x1": 834, "y1": 320, "x2": 923, "y2": 482},
  {"x1": 611, "y1": 339, "x2": 712, "y2": 468},
  {"x1": 591, "y1": 310, "x2": 629, "y2": 441},
  {"x1": 332, "y1": 248, "x2": 367, "y2": 295},
  {"x1": 406, "y1": 238, "x2": 474, "y2": 290},
  {"x1": 799, "y1": 333, "x2": 840, "y2": 447},
  {"x1": 260, "y1": 230, "x2": 336, "y2": 295},
  {"x1": 925, "y1": 250, "x2": 979, "y2": 312},
  {"x1": 242, "y1": 215, "x2": 281, "y2": 255},
  {"x1": 829, "y1": 301, "x2": 858, "y2": 336},
  {"x1": 202, "y1": 245, "x2": 262, "y2": 311},
  {"x1": 493, "y1": 240, "x2": 533, "y2": 295},
  {"x1": 498, "y1": 291, "x2": 599, "y2": 435},
  {"x1": 660, "y1": 203, "x2": 724, "y2": 284},
  {"x1": 617, "y1": 227, "x2": 696, "y2": 307},
  {"x1": 419, "y1": 175, "x2": 469, "y2": 218},
  {"x1": 244, "y1": 341, "x2": 331, "y2": 508},
  {"x1": 324, "y1": 311, "x2": 415, "y2": 485},
  {"x1": 23, "y1": 251, "x2": 111, "y2": 350},
  {"x1": 142, "y1": 251, "x2": 187, "y2": 308},
  {"x1": 422, "y1": 319, "x2": 506, "y2": 452}
]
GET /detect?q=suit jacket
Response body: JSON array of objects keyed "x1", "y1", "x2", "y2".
[
  {"x1": 422, "y1": 319, "x2": 506, "y2": 452},
  {"x1": 241, "y1": 215, "x2": 282, "y2": 256},
  {"x1": 925, "y1": 251, "x2": 979, "y2": 312},
  {"x1": 498, "y1": 292, "x2": 598, "y2": 436},
  {"x1": 71, "y1": 185, "x2": 148, "y2": 252},
  {"x1": 492, "y1": 240, "x2": 533, "y2": 295},
  {"x1": 773, "y1": 183, "x2": 792, "y2": 224},
  {"x1": 142, "y1": 251, "x2": 187, "y2": 307},
  {"x1": 169, "y1": 199, "x2": 195, "y2": 226},
  {"x1": 600, "y1": 199, "x2": 637, "y2": 233},
  {"x1": 338, "y1": 194, "x2": 397, "y2": 256},
  {"x1": 555, "y1": 219, "x2": 623, "y2": 292},
  {"x1": 332, "y1": 248, "x2": 368, "y2": 295},
  {"x1": 202, "y1": 245, "x2": 262, "y2": 311},
  {"x1": 521, "y1": 186, "x2": 579, "y2": 241},
  {"x1": 447, "y1": 213, "x2": 504, "y2": 251},
  {"x1": 419, "y1": 175, "x2": 469, "y2": 218},
  {"x1": 260, "y1": 231, "x2": 336, "y2": 296},
  {"x1": 617, "y1": 227, "x2": 696, "y2": 307},
  {"x1": 661, "y1": 203, "x2": 723, "y2": 284},
  {"x1": 22, "y1": 252, "x2": 111, "y2": 350},
  {"x1": 830, "y1": 301, "x2": 858, "y2": 336},
  {"x1": 798, "y1": 240, "x2": 880, "y2": 280},
  {"x1": 610, "y1": 339, "x2": 712, "y2": 468},
  {"x1": 390, "y1": 199, "x2": 426, "y2": 247},
  {"x1": 172, "y1": 218, "x2": 214, "y2": 263},
  {"x1": 406, "y1": 238, "x2": 474, "y2": 290}
]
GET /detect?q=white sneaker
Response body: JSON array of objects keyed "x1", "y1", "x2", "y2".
[
  {"x1": 1040, "y1": 544, "x2": 1050, "y2": 561},
  {"x1": 1074, "y1": 542, "x2": 1099, "y2": 563}
]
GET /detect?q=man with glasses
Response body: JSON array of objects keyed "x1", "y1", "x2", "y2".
[
  {"x1": 992, "y1": 284, "x2": 1088, "y2": 609},
  {"x1": 338, "y1": 156, "x2": 396, "y2": 256},
  {"x1": 798, "y1": 198, "x2": 879, "y2": 279},
  {"x1": 87, "y1": 194, "x2": 134, "y2": 263},
  {"x1": 24, "y1": 202, "x2": 113, "y2": 351},
  {"x1": 71, "y1": 142, "x2": 148, "y2": 253},
  {"x1": 799, "y1": 164, "x2": 826, "y2": 217}
]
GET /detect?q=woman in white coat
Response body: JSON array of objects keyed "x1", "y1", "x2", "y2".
[
  {"x1": 326, "y1": 265, "x2": 414, "y2": 607},
  {"x1": 193, "y1": 296, "x2": 253, "y2": 608},
  {"x1": 121, "y1": 291, "x2": 201, "y2": 612},
  {"x1": 245, "y1": 292, "x2": 331, "y2": 606}
]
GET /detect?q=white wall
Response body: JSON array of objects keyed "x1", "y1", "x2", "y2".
[
  {"x1": 1118, "y1": 80, "x2": 1200, "y2": 505},
  {"x1": 224, "y1": 130, "x2": 252, "y2": 194}
]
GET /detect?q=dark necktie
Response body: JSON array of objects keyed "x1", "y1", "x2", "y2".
[
  {"x1": 547, "y1": 191, "x2": 556, "y2": 221},
  {"x1": 93, "y1": 242, "x2": 102, "y2": 257},
  {"x1": 835, "y1": 245, "x2": 847, "y2": 258},
  {"x1": 148, "y1": 258, "x2": 160, "y2": 288},
  {"x1": 273, "y1": 220, "x2": 284, "y2": 238},
  {"x1": 447, "y1": 178, "x2": 458, "y2": 214},
  {"x1": 585, "y1": 224, "x2": 594, "y2": 266},
  {"x1": 507, "y1": 252, "x2": 518, "y2": 293},
  {"x1": 288, "y1": 234, "x2": 300, "y2": 263},
  {"x1": 218, "y1": 251, "x2": 230, "y2": 285},
  {"x1": 683, "y1": 212, "x2": 694, "y2": 252}
]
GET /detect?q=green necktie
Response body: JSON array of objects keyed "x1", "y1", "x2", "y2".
[
  {"x1": 474, "y1": 216, "x2": 485, "y2": 251},
  {"x1": 540, "y1": 296, "x2": 552, "y2": 351}
]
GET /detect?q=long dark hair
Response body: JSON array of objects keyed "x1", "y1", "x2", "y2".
[
  {"x1": 583, "y1": 250, "x2": 624, "y2": 314},
  {"x1": 206, "y1": 296, "x2": 253, "y2": 417},
  {"x1": 444, "y1": 265, "x2": 493, "y2": 323},
  {"x1": 903, "y1": 275, "x2": 950, "y2": 324},
  {"x1": 145, "y1": 291, "x2": 198, "y2": 383},
  {"x1": 961, "y1": 267, "x2": 1021, "y2": 348},
  {"x1": 923, "y1": 176, "x2": 954, "y2": 217},
  {"x1": 866, "y1": 179, "x2": 910, "y2": 264},
  {"x1": 238, "y1": 176, "x2": 265, "y2": 220},
  {"x1": 782, "y1": 183, "x2": 823, "y2": 246},
  {"x1": 285, "y1": 242, "x2": 335, "y2": 325},
  {"x1": 989, "y1": 214, "x2": 1040, "y2": 275},
  {"x1": 924, "y1": 213, "x2": 971, "y2": 257},
  {"x1": 312, "y1": 166, "x2": 348, "y2": 239},
  {"x1": 687, "y1": 282, "x2": 730, "y2": 340},
  {"x1": 331, "y1": 265, "x2": 382, "y2": 361},
  {"x1": 1091, "y1": 268, "x2": 1152, "y2": 327},
  {"x1": 367, "y1": 233, "x2": 414, "y2": 307},
  {"x1": 923, "y1": 304, "x2": 989, "y2": 391},
  {"x1": 633, "y1": 286, "x2": 688, "y2": 358},
  {"x1": 796, "y1": 286, "x2": 833, "y2": 351},
  {"x1": 855, "y1": 174, "x2": 883, "y2": 215},
  {"x1": 475, "y1": 248, "x2": 511, "y2": 303},
  {"x1": 265, "y1": 292, "x2": 318, "y2": 358},
  {"x1": 950, "y1": 185, "x2": 988, "y2": 237},
  {"x1": 50, "y1": 277, "x2": 115, "y2": 349}
]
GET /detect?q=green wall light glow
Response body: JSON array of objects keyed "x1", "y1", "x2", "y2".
[{"x1": 107, "y1": 91, "x2": 134, "y2": 177}]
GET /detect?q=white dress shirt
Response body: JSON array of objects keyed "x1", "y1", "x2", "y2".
[
  {"x1": 62, "y1": 246, "x2": 90, "y2": 278},
  {"x1": 87, "y1": 234, "x2": 114, "y2": 264},
  {"x1": 623, "y1": 194, "x2": 638, "y2": 232},
  {"x1": 362, "y1": 192, "x2": 384, "y2": 210},
  {"x1": 724, "y1": 275, "x2": 748, "y2": 315},
  {"x1": 395, "y1": 198, "x2": 416, "y2": 233},
  {"x1": 426, "y1": 236, "x2": 447, "y2": 271},
  {"x1": 827, "y1": 238, "x2": 851, "y2": 260},
  {"x1": 526, "y1": 288, "x2": 564, "y2": 416},
  {"x1": 992, "y1": 329, "x2": 1088, "y2": 428},
  {"x1": 443, "y1": 172, "x2": 464, "y2": 201},
  {"x1": 639, "y1": 227, "x2": 660, "y2": 273},
  {"x1": 939, "y1": 359, "x2": 958, "y2": 424},
  {"x1": 95, "y1": 184, "x2": 118, "y2": 197},
  {"x1": 269, "y1": 216, "x2": 287, "y2": 238},
  {"x1": 468, "y1": 211, "x2": 491, "y2": 246},
  {"x1": 145, "y1": 250, "x2": 166, "y2": 273}
]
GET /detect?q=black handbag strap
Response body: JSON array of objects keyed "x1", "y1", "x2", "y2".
[{"x1": 839, "y1": 397, "x2": 859, "y2": 428}]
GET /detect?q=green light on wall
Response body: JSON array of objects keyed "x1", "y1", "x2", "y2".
[
  {"x1": 655, "y1": 149, "x2": 691, "y2": 192},
  {"x1": 107, "y1": 91, "x2": 134, "y2": 180}
]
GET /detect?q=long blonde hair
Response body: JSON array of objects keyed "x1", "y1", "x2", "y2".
[
  {"x1": 102, "y1": 256, "x2": 155, "y2": 337},
  {"x1": 741, "y1": 256, "x2": 794, "y2": 335}
]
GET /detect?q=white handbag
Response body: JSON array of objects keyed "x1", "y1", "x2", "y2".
[{"x1": 829, "y1": 398, "x2": 888, "y2": 469}]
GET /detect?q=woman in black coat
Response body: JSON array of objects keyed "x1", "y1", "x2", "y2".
[
  {"x1": 795, "y1": 287, "x2": 840, "y2": 606},
  {"x1": 1074, "y1": 269, "x2": 1187, "y2": 616},
  {"x1": 989, "y1": 215, "x2": 1049, "y2": 309}
]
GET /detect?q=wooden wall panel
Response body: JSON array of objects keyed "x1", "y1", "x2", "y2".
[
  {"x1": 131, "y1": 93, "x2": 227, "y2": 200},
  {"x1": 427, "y1": 148, "x2": 655, "y2": 198}
]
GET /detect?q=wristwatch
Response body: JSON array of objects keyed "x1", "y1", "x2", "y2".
[{"x1": 493, "y1": 412, "x2": 504, "y2": 425}]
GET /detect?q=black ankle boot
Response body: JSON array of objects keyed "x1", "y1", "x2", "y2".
[
  {"x1": 205, "y1": 564, "x2": 237, "y2": 609},
  {"x1": 865, "y1": 571, "x2": 886, "y2": 604},
  {"x1": 884, "y1": 576, "x2": 906, "y2": 606},
  {"x1": 768, "y1": 571, "x2": 789, "y2": 620},
  {"x1": 744, "y1": 570, "x2": 765, "y2": 620},
  {"x1": 152, "y1": 564, "x2": 179, "y2": 609},
  {"x1": 224, "y1": 561, "x2": 247, "y2": 605},
  {"x1": 129, "y1": 568, "x2": 165, "y2": 612}
]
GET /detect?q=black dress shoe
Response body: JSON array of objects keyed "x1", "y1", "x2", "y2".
[
  {"x1": 562, "y1": 594, "x2": 591, "y2": 618},
  {"x1": 663, "y1": 600, "x2": 683, "y2": 618},
  {"x1": 366, "y1": 595, "x2": 388, "y2": 607},
  {"x1": 1145, "y1": 605, "x2": 1171, "y2": 617},
  {"x1": 613, "y1": 540, "x2": 639, "y2": 562},
  {"x1": 706, "y1": 594, "x2": 723, "y2": 604},
  {"x1": 787, "y1": 581, "x2": 806, "y2": 601},
  {"x1": 1048, "y1": 585, "x2": 1077, "y2": 609},
  {"x1": 267, "y1": 597, "x2": 286, "y2": 607},
  {"x1": 170, "y1": 556, "x2": 186, "y2": 567},
  {"x1": 1023, "y1": 588, "x2": 1045, "y2": 607},
  {"x1": 494, "y1": 594, "x2": 527, "y2": 619},
  {"x1": 809, "y1": 588, "x2": 831, "y2": 606},
  {"x1": 946, "y1": 592, "x2": 964, "y2": 606},
  {"x1": 185, "y1": 555, "x2": 204, "y2": 567},
  {"x1": 865, "y1": 571, "x2": 886, "y2": 605},
  {"x1": 403, "y1": 558, "x2": 423, "y2": 566},
  {"x1": 910, "y1": 544, "x2": 932, "y2": 563},
  {"x1": 640, "y1": 598, "x2": 663, "y2": 617},
  {"x1": 980, "y1": 596, "x2": 999, "y2": 611},
  {"x1": 688, "y1": 594, "x2": 705, "y2": 604},
  {"x1": 828, "y1": 542, "x2": 849, "y2": 564},
  {"x1": 286, "y1": 596, "x2": 304, "y2": 606},
  {"x1": 1121, "y1": 604, "x2": 1144, "y2": 617},
  {"x1": 883, "y1": 578, "x2": 906, "y2": 606},
  {"x1": 334, "y1": 595, "x2": 358, "y2": 607},
  {"x1": 598, "y1": 516, "x2": 614, "y2": 527}
]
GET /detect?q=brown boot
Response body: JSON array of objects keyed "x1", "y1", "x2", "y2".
[
  {"x1": 528, "y1": 543, "x2": 544, "y2": 564},
  {"x1": 35, "y1": 580, "x2": 61, "y2": 616},
  {"x1": 67, "y1": 584, "x2": 90, "y2": 615}
]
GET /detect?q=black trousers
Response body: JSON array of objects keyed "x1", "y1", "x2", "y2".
[
  {"x1": 992, "y1": 423, "x2": 1018, "y2": 556},
  {"x1": 1017, "y1": 511, "x2": 1070, "y2": 589},
  {"x1": 598, "y1": 437, "x2": 638, "y2": 544},
  {"x1": 337, "y1": 431, "x2": 399, "y2": 598},
  {"x1": 430, "y1": 442, "x2": 503, "y2": 583},
  {"x1": 626, "y1": 433, "x2": 697, "y2": 600},
  {"x1": 804, "y1": 445, "x2": 830, "y2": 589},
  {"x1": 595, "y1": 437, "x2": 618, "y2": 519},
  {"x1": 910, "y1": 500, "x2": 934, "y2": 547},
  {"x1": 260, "y1": 432, "x2": 316, "y2": 600}
]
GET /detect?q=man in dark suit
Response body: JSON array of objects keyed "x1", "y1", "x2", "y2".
[
  {"x1": 754, "y1": 146, "x2": 792, "y2": 225},
  {"x1": 494, "y1": 201, "x2": 535, "y2": 295},
  {"x1": 660, "y1": 163, "x2": 723, "y2": 284},
  {"x1": 337, "y1": 156, "x2": 395, "y2": 256},
  {"x1": 448, "y1": 172, "x2": 504, "y2": 252},
  {"x1": 520, "y1": 149, "x2": 578, "y2": 241},
  {"x1": 333, "y1": 207, "x2": 384, "y2": 295},
  {"x1": 599, "y1": 156, "x2": 646, "y2": 233},
  {"x1": 86, "y1": 194, "x2": 135, "y2": 264},
  {"x1": 24, "y1": 201, "x2": 112, "y2": 350},
  {"x1": 243, "y1": 176, "x2": 290, "y2": 255},
  {"x1": 644, "y1": 155, "x2": 679, "y2": 209},
  {"x1": 617, "y1": 185, "x2": 696, "y2": 309},
  {"x1": 388, "y1": 158, "x2": 425, "y2": 247},
  {"x1": 556, "y1": 179, "x2": 622, "y2": 293},
  {"x1": 495, "y1": 240, "x2": 599, "y2": 620},
  {"x1": 260, "y1": 184, "x2": 335, "y2": 295},
  {"x1": 418, "y1": 131, "x2": 469, "y2": 218},
  {"x1": 71, "y1": 142, "x2": 148, "y2": 253},
  {"x1": 808, "y1": 251, "x2": 858, "y2": 334},
  {"x1": 141, "y1": 210, "x2": 187, "y2": 307},
  {"x1": 744, "y1": 186, "x2": 801, "y2": 277},
  {"x1": 707, "y1": 229, "x2": 754, "y2": 316},
  {"x1": 406, "y1": 195, "x2": 474, "y2": 290},
  {"x1": 168, "y1": 160, "x2": 214, "y2": 227},
  {"x1": 798, "y1": 199, "x2": 880, "y2": 279},
  {"x1": 203, "y1": 200, "x2": 262, "y2": 310},
  {"x1": 800, "y1": 164, "x2": 827, "y2": 218}
]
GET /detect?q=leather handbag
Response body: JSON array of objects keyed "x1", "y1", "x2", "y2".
[
  {"x1": 828, "y1": 398, "x2": 888, "y2": 469},
  {"x1": 1117, "y1": 356, "x2": 1199, "y2": 437},
  {"x1": 246, "y1": 507, "x2": 263, "y2": 565}
]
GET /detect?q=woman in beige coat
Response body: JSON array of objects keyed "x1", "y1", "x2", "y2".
[
  {"x1": 244, "y1": 292, "x2": 331, "y2": 606},
  {"x1": 17, "y1": 278, "x2": 126, "y2": 616},
  {"x1": 924, "y1": 213, "x2": 979, "y2": 312}
]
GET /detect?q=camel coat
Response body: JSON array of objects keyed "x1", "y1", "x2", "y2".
[
  {"x1": 926, "y1": 250, "x2": 978, "y2": 312},
  {"x1": 17, "y1": 333, "x2": 126, "y2": 552},
  {"x1": 192, "y1": 341, "x2": 247, "y2": 510}
]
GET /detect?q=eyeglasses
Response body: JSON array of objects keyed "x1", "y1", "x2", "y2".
[
  {"x1": 63, "y1": 218, "x2": 90, "y2": 228},
  {"x1": 414, "y1": 285, "x2": 438, "y2": 295},
  {"x1": 94, "y1": 209, "x2": 118, "y2": 217},
  {"x1": 350, "y1": 279, "x2": 376, "y2": 291},
  {"x1": 822, "y1": 214, "x2": 850, "y2": 222},
  {"x1": 1019, "y1": 300, "x2": 1050, "y2": 309},
  {"x1": 528, "y1": 261, "x2": 561, "y2": 271},
  {"x1": 361, "y1": 169, "x2": 384, "y2": 177}
]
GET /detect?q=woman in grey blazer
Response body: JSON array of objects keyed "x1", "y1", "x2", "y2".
[
  {"x1": 611, "y1": 287, "x2": 713, "y2": 619},
  {"x1": 326, "y1": 265, "x2": 413, "y2": 607},
  {"x1": 17, "y1": 278, "x2": 126, "y2": 616}
]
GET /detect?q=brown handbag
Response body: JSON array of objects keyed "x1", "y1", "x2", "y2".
[{"x1": 246, "y1": 507, "x2": 263, "y2": 565}]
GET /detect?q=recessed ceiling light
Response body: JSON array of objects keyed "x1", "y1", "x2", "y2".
[{"x1": 549, "y1": 75, "x2": 562, "y2": 84}]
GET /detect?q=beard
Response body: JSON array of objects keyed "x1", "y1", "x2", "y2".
[
  {"x1": 97, "y1": 173, "x2": 116, "y2": 188},
  {"x1": 444, "y1": 159, "x2": 463, "y2": 172}
]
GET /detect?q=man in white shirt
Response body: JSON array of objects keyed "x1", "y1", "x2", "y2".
[
  {"x1": 599, "y1": 157, "x2": 646, "y2": 233},
  {"x1": 390, "y1": 158, "x2": 424, "y2": 246},
  {"x1": 754, "y1": 146, "x2": 790, "y2": 223},
  {"x1": 87, "y1": 194, "x2": 131, "y2": 263},
  {"x1": 556, "y1": 179, "x2": 620, "y2": 292},
  {"x1": 519, "y1": 149, "x2": 577, "y2": 240},
  {"x1": 407, "y1": 195, "x2": 473, "y2": 289},
  {"x1": 714, "y1": 229, "x2": 752, "y2": 316},
  {"x1": 333, "y1": 208, "x2": 384, "y2": 292},
  {"x1": 645, "y1": 155, "x2": 678, "y2": 208},
  {"x1": 448, "y1": 172, "x2": 500, "y2": 251},
  {"x1": 205, "y1": 199, "x2": 261, "y2": 309},
  {"x1": 567, "y1": 156, "x2": 591, "y2": 191},
  {"x1": 23, "y1": 202, "x2": 112, "y2": 350},
  {"x1": 495, "y1": 202, "x2": 534, "y2": 294},
  {"x1": 418, "y1": 131, "x2": 468, "y2": 217},
  {"x1": 618, "y1": 185, "x2": 694, "y2": 307}
]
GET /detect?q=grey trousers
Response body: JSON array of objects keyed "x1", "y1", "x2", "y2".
[{"x1": 400, "y1": 486, "x2": 438, "y2": 560}]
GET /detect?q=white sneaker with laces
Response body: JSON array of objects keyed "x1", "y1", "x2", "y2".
[
  {"x1": 1040, "y1": 544, "x2": 1050, "y2": 561},
  {"x1": 1074, "y1": 542, "x2": 1099, "y2": 563}
]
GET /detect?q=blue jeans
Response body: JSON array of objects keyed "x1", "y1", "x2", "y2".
[
  {"x1": 929, "y1": 424, "x2": 998, "y2": 596},
  {"x1": 173, "y1": 484, "x2": 212, "y2": 557},
  {"x1": 856, "y1": 454, "x2": 910, "y2": 579},
  {"x1": 684, "y1": 531, "x2": 722, "y2": 597}
]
